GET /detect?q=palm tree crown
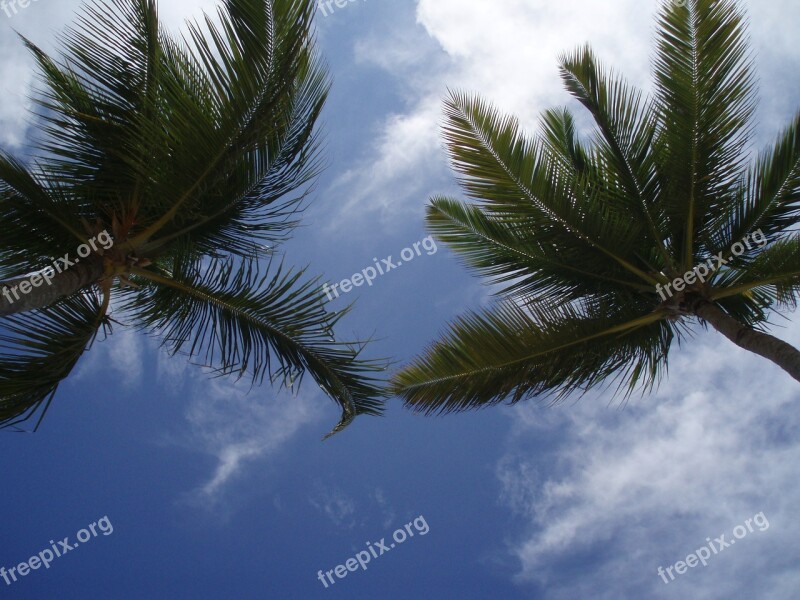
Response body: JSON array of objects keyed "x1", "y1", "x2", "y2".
[
  {"x1": 391, "y1": 0, "x2": 800, "y2": 414},
  {"x1": 0, "y1": 0, "x2": 386, "y2": 437}
]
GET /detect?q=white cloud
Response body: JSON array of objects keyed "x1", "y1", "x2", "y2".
[
  {"x1": 72, "y1": 323, "x2": 145, "y2": 389},
  {"x1": 324, "y1": 0, "x2": 800, "y2": 233},
  {"x1": 106, "y1": 327, "x2": 145, "y2": 387},
  {"x1": 308, "y1": 485, "x2": 401, "y2": 531},
  {"x1": 0, "y1": 1, "x2": 77, "y2": 148},
  {"x1": 72, "y1": 312, "x2": 325, "y2": 507},
  {"x1": 416, "y1": 0, "x2": 653, "y2": 114},
  {"x1": 156, "y1": 343, "x2": 191, "y2": 394},
  {"x1": 181, "y1": 378, "x2": 323, "y2": 503},
  {"x1": 309, "y1": 484, "x2": 358, "y2": 529},
  {"x1": 324, "y1": 96, "x2": 447, "y2": 231},
  {"x1": 496, "y1": 323, "x2": 800, "y2": 599}
]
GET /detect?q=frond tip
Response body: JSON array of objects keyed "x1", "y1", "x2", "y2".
[{"x1": 321, "y1": 409, "x2": 356, "y2": 441}]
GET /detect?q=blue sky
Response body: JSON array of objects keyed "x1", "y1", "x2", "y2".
[{"x1": 1, "y1": 0, "x2": 800, "y2": 598}]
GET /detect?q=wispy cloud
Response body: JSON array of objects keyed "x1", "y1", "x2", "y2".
[
  {"x1": 72, "y1": 324, "x2": 145, "y2": 389},
  {"x1": 308, "y1": 485, "x2": 400, "y2": 531},
  {"x1": 181, "y1": 378, "x2": 323, "y2": 503},
  {"x1": 496, "y1": 325, "x2": 800, "y2": 599},
  {"x1": 309, "y1": 484, "x2": 358, "y2": 529},
  {"x1": 372, "y1": 488, "x2": 397, "y2": 529}
]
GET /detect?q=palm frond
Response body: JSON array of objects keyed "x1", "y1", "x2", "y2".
[
  {"x1": 142, "y1": 40, "x2": 329, "y2": 258},
  {"x1": 539, "y1": 107, "x2": 591, "y2": 174},
  {"x1": 122, "y1": 256, "x2": 386, "y2": 437},
  {"x1": 426, "y1": 196, "x2": 653, "y2": 303},
  {"x1": 21, "y1": 0, "x2": 161, "y2": 209},
  {"x1": 131, "y1": 0, "x2": 329, "y2": 252},
  {"x1": 23, "y1": 0, "x2": 329, "y2": 259},
  {"x1": 0, "y1": 292, "x2": 103, "y2": 430},
  {"x1": 712, "y1": 234, "x2": 800, "y2": 312},
  {"x1": 0, "y1": 152, "x2": 87, "y2": 278},
  {"x1": 558, "y1": 46, "x2": 672, "y2": 270},
  {"x1": 441, "y1": 90, "x2": 660, "y2": 286},
  {"x1": 653, "y1": 0, "x2": 756, "y2": 264},
  {"x1": 713, "y1": 111, "x2": 800, "y2": 252},
  {"x1": 391, "y1": 297, "x2": 672, "y2": 415}
]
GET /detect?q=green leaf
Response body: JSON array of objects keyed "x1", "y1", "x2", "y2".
[
  {"x1": 653, "y1": 0, "x2": 756, "y2": 264},
  {"x1": 0, "y1": 292, "x2": 103, "y2": 430},
  {"x1": 391, "y1": 297, "x2": 672, "y2": 415},
  {"x1": 123, "y1": 256, "x2": 387, "y2": 437},
  {"x1": 426, "y1": 196, "x2": 653, "y2": 303}
]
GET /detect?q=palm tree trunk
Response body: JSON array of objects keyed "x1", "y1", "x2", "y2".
[
  {"x1": 694, "y1": 300, "x2": 800, "y2": 383},
  {"x1": 0, "y1": 257, "x2": 104, "y2": 317}
]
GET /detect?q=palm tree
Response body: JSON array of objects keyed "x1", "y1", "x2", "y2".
[
  {"x1": 391, "y1": 0, "x2": 800, "y2": 415},
  {"x1": 0, "y1": 0, "x2": 386, "y2": 438}
]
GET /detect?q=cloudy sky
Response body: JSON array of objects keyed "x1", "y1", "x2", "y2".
[{"x1": 1, "y1": 0, "x2": 799, "y2": 598}]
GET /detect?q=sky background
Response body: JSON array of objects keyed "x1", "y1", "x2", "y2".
[{"x1": 1, "y1": 0, "x2": 799, "y2": 598}]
